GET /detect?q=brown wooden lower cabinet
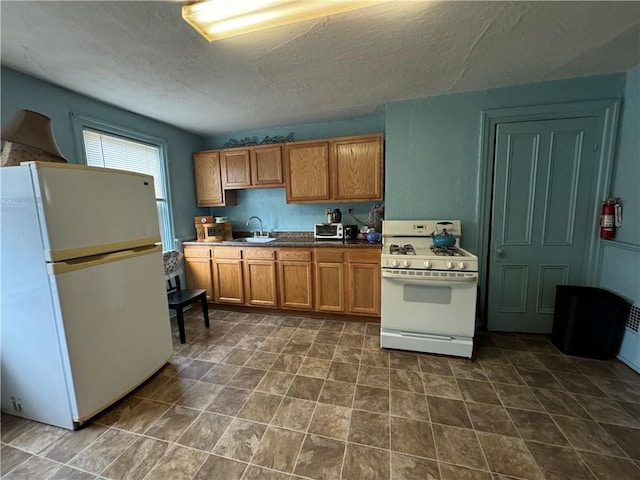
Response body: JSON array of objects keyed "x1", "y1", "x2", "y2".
[
  {"x1": 212, "y1": 247, "x2": 244, "y2": 304},
  {"x1": 315, "y1": 249, "x2": 345, "y2": 312},
  {"x1": 185, "y1": 244, "x2": 379, "y2": 316},
  {"x1": 315, "y1": 248, "x2": 381, "y2": 316},
  {"x1": 183, "y1": 246, "x2": 214, "y2": 301},
  {"x1": 347, "y1": 261, "x2": 381, "y2": 315},
  {"x1": 278, "y1": 249, "x2": 314, "y2": 310},
  {"x1": 244, "y1": 248, "x2": 277, "y2": 307}
]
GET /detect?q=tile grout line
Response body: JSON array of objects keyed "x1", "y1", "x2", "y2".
[
  {"x1": 338, "y1": 327, "x2": 364, "y2": 480},
  {"x1": 420, "y1": 352, "x2": 445, "y2": 480}
]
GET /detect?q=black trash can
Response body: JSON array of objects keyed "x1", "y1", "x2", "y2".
[{"x1": 552, "y1": 285, "x2": 629, "y2": 359}]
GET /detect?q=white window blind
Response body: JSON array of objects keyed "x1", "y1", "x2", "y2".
[
  {"x1": 82, "y1": 129, "x2": 172, "y2": 250},
  {"x1": 83, "y1": 130, "x2": 165, "y2": 200}
]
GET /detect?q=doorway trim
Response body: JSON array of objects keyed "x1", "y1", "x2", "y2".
[{"x1": 476, "y1": 99, "x2": 620, "y2": 327}]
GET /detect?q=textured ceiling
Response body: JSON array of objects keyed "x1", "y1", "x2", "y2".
[{"x1": 1, "y1": 1, "x2": 638, "y2": 136}]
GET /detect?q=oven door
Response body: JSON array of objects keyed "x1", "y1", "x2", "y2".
[{"x1": 381, "y1": 269, "x2": 477, "y2": 337}]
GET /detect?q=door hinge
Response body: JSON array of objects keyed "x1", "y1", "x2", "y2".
[{"x1": 594, "y1": 141, "x2": 599, "y2": 152}]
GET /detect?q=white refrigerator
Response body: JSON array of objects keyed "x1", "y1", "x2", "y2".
[{"x1": 1, "y1": 161, "x2": 174, "y2": 429}]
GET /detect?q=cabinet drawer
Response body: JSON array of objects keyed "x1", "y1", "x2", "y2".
[
  {"x1": 244, "y1": 248, "x2": 276, "y2": 260},
  {"x1": 347, "y1": 250, "x2": 381, "y2": 264},
  {"x1": 315, "y1": 249, "x2": 344, "y2": 263},
  {"x1": 279, "y1": 249, "x2": 312, "y2": 262},
  {"x1": 213, "y1": 246, "x2": 242, "y2": 259},
  {"x1": 184, "y1": 246, "x2": 211, "y2": 258}
]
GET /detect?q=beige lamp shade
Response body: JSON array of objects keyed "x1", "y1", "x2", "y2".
[{"x1": 0, "y1": 109, "x2": 67, "y2": 167}]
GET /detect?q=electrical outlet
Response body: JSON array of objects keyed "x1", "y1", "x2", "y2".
[
  {"x1": 347, "y1": 207, "x2": 353, "y2": 214},
  {"x1": 10, "y1": 396, "x2": 22, "y2": 412}
]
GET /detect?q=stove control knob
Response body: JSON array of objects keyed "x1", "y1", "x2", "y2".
[
  {"x1": 402, "y1": 260, "x2": 410, "y2": 268},
  {"x1": 423, "y1": 260, "x2": 432, "y2": 268},
  {"x1": 446, "y1": 261, "x2": 454, "y2": 269},
  {"x1": 391, "y1": 259, "x2": 399, "y2": 268},
  {"x1": 458, "y1": 262, "x2": 466, "y2": 269}
]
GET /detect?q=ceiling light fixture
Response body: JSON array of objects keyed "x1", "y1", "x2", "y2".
[{"x1": 182, "y1": 0, "x2": 389, "y2": 42}]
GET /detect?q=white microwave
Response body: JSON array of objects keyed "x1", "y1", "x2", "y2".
[{"x1": 314, "y1": 223, "x2": 344, "y2": 240}]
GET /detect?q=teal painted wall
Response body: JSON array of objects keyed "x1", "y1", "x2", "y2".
[
  {"x1": 610, "y1": 65, "x2": 640, "y2": 249},
  {"x1": 1, "y1": 67, "x2": 207, "y2": 242},
  {"x1": 206, "y1": 115, "x2": 386, "y2": 233},
  {"x1": 598, "y1": 65, "x2": 640, "y2": 307},
  {"x1": 385, "y1": 74, "x2": 627, "y2": 252},
  {"x1": 3, "y1": 65, "x2": 634, "y2": 261}
]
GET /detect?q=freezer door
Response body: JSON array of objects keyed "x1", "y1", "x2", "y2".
[
  {"x1": 28, "y1": 162, "x2": 161, "y2": 261},
  {"x1": 48, "y1": 245, "x2": 173, "y2": 424}
]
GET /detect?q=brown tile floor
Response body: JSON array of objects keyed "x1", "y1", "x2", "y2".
[{"x1": 2, "y1": 309, "x2": 640, "y2": 480}]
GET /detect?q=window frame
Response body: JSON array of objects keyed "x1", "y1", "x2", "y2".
[{"x1": 71, "y1": 113, "x2": 175, "y2": 251}]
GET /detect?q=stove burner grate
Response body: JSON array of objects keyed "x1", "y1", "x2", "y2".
[
  {"x1": 430, "y1": 245, "x2": 466, "y2": 256},
  {"x1": 389, "y1": 244, "x2": 416, "y2": 255}
]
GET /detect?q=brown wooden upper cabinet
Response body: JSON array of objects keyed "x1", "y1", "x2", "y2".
[
  {"x1": 283, "y1": 141, "x2": 331, "y2": 203},
  {"x1": 193, "y1": 151, "x2": 237, "y2": 207},
  {"x1": 332, "y1": 135, "x2": 383, "y2": 201},
  {"x1": 251, "y1": 145, "x2": 284, "y2": 187},
  {"x1": 283, "y1": 134, "x2": 383, "y2": 203},
  {"x1": 222, "y1": 145, "x2": 284, "y2": 189}
]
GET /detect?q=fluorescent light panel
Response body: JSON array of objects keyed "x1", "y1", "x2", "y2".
[{"x1": 182, "y1": 0, "x2": 389, "y2": 41}]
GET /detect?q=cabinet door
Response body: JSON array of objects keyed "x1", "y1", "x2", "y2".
[
  {"x1": 278, "y1": 248, "x2": 313, "y2": 310},
  {"x1": 244, "y1": 260, "x2": 278, "y2": 306},
  {"x1": 314, "y1": 248, "x2": 345, "y2": 312},
  {"x1": 283, "y1": 141, "x2": 330, "y2": 203},
  {"x1": 346, "y1": 262, "x2": 380, "y2": 315},
  {"x1": 251, "y1": 146, "x2": 283, "y2": 187},
  {"x1": 332, "y1": 135, "x2": 383, "y2": 201},
  {"x1": 315, "y1": 262, "x2": 344, "y2": 312},
  {"x1": 278, "y1": 257, "x2": 313, "y2": 310},
  {"x1": 222, "y1": 149, "x2": 251, "y2": 188},
  {"x1": 213, "y1": 259, "x2": 244, "y2": 304},
  {"x1": 184, "y1": 257, "x2": 214, "y2": 301},
  {"x1": 212, "y1": 247, "x2": 244, "y2": 304},
  {"x1": 346, "y1": 249, "x2": 381, "y2": 316},
  {"x1": 194, "y1": 151, "x2": 223, "y2": 206},
  {"x1": 244, "y1": 248, "x2": 277, "y2": 306},
  {"x1": 193, "y1": 151, "x2": 237, "y2": 206}
]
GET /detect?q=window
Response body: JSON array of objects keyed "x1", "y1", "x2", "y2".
[{"x1": 72, "y1": 114, "x2": 173, "y2": 251}]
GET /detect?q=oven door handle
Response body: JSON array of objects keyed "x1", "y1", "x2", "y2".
[{"x1": 382, "y1": 271, "x2": 478, "y2": 283}]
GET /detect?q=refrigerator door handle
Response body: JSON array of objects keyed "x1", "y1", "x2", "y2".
[{"x1": 47, "y1": 244, "x2": 161, "y2": 275}]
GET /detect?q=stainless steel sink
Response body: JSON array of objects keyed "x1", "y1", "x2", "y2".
[{"x1": 231, "y1": 237, "x2": 277, "y2": 243}]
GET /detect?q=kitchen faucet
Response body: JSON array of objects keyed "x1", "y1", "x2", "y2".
[{"x1": 246, "y1": 216, "x2": 264, "y2": 237}]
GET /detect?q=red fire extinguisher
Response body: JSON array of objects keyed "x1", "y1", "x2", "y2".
[{"x1": 600, "y1": 198, "x2": 621, "y2": 239}]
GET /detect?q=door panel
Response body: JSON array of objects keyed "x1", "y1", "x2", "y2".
[
  {"x1": 488, "y1": 117, "x2": 598, "y2": 333},
  {"x1": 498, "y1": 265, "x2": 528, "y2": 312},
  {"x1": 537, "y1": 265, "x2": 570, "y2": 313},
  {"x1": 502, "y1": 132, "x2": 538, "y2": 246},
  {"x1": 542, "y1": 131, "x2": 583, "y2": 245}
]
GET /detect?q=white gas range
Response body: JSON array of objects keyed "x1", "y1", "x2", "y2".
[{"x1": 380, "y1": 220, "x2": 478, "y2": 358}]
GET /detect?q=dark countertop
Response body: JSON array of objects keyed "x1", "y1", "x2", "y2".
[{"x1": 183, "y1": 237, "x2": 381, "y2": 249}]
